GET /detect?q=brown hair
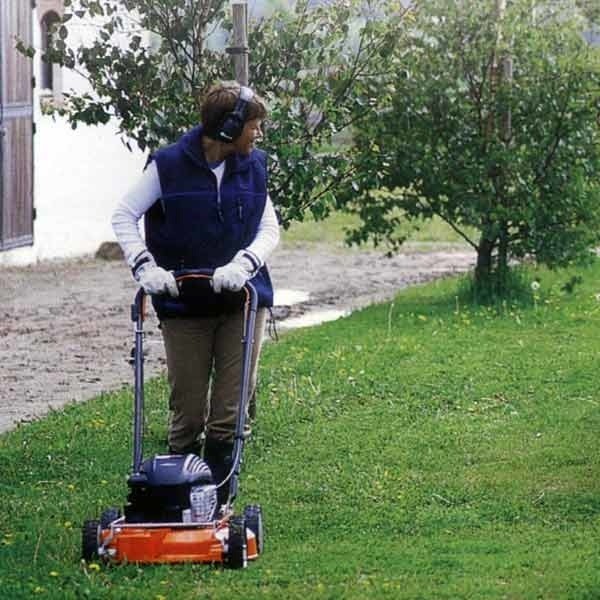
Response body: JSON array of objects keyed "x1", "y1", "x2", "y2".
[{"x1": 201, "y1": 81, "x2": 267, "y2": 135}]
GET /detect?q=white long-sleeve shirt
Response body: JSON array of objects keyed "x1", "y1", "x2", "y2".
[{"x1": 112, "y1": 160, "x2": 280, "y2": 269}]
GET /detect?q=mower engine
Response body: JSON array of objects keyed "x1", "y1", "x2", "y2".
[{"x1": 125, "y1": 453, "x2": 218, "y2": 523}]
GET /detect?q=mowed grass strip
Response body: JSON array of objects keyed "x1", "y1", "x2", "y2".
[{"x1": 1, "y1": 263, "x2": 599, "y2": 599}]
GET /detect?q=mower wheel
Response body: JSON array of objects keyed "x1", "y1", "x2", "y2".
[
  {"x1": 81, "y1": 519, "x2": 100, "y2": 561},
  {"x1": 100, "y1": 507, "x2": 122, "y2": 529},
  {"x1": 243, "y1": 505, "x2": 264, "y2": 554},
  {"x1": 226, "y1": 516, "x2": 248, "y2": 569}
]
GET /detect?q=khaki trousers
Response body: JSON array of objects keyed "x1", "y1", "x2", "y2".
[{"x1": 161, "y1": 308, "x2": 267, "y2": 451}]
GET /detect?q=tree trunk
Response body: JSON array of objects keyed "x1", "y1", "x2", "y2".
[
  {"x1": 475, "y1": 236, "x2": 495, "y2": 286},
  {"x1": 497, "y1": 222, "x2": 509, "y2": 293}
]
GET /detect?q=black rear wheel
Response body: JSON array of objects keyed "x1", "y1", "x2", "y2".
[
  {"x1": 226, "y1": 516, "x2": 247, "y2": 569},
  {"x1": 243, "y1": 505, "x2": 264, "y2": 555},
  {"x1": 81, "y1": 519, "x2": 100, "y2": 561},
  {"x1": 100, "y1": 507, "x2": 122, "y2": 529}
]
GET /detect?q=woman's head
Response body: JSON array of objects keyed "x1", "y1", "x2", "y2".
[{"x1": 201, "y1": 81, "x2": 267, "y2": 151}]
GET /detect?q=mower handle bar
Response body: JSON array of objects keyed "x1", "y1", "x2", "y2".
[
  {"x1": 133, "y1": 268, "x2": 214, "y2": 315},
  {"x1": 131, "y1": 268, "x2": 259, "y2": 505}
]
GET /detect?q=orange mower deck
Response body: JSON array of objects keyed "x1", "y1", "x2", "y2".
[{"x1": 98, "y1": 519, "x2": 259, "y2": 564}]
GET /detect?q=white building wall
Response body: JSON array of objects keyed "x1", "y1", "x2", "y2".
[{"x1": 0, "y1": 7, "x2": 145, "y2": 266}]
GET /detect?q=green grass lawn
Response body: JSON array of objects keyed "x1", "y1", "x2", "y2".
[
  {"x1": 1, "y1": 262, "x2": 600, "y2": 598},
  {"x1": 281, "y1": 212, "x2": 475, "y2": 249}
]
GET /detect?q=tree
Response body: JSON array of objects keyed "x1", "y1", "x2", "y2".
[
  {"x1": 33, "y1": 0, "x2": 409, "y2": 226},
  {"x1": 248, "y1": 1, "x2": 406, "y2": 224},
  {"x1": 345, "y1": 0, "x2": 600, "y2": 294}
]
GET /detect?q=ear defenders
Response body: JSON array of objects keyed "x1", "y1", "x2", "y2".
[{"x1": 215, "y1": 86, "x2": 254, "y2": 143}]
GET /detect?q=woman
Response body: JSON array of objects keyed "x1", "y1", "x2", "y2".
[{"x1": 111, "y1": 81, "x2": 280, "y2": 505}]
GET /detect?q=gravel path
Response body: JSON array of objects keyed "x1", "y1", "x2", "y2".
[{"x1": 0, "y1": 244, "x2": 475, "y2": 433}]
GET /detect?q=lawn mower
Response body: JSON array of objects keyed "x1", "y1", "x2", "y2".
[{"x1": 81, "y1": 269, "x2": 263, "y2": 567}]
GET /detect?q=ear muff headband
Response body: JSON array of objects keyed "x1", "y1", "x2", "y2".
[{"x1": 216, "y1": 86, "x2": 254, "y2": 143}]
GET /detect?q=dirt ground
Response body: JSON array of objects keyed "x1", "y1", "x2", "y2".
[{"x1": 0, "y1": 243, "x2": 475, "y2": 433}]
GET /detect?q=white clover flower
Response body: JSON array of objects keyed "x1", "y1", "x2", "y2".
[{"x1": 531, "y1": 281, "x2": 541, "y2": 292}]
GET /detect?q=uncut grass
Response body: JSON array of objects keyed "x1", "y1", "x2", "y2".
[{"x1": 1, "y1": 264, "x2": 600, "y2": 598}]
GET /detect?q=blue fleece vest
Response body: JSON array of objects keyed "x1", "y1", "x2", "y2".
[{"x1": 144, "y1": 125, "x2": 274, "y2": 319}]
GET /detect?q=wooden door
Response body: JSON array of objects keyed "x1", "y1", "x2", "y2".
[{"x1": 0, "y1": 0, "x2": 34, "y2": 251}]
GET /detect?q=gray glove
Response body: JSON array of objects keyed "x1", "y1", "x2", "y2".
[
  {"x1": 212, "y1": 250, "x2": 259, "y2": 293},
  {"x1": 132, "y1": 251, "x2": 179, "y2": 297}
]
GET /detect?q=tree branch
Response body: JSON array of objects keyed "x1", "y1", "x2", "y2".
[
  {"x1": 415, "y1": 196, "x2": 479, "y2": 250},
  {"x1": 533, "y1": 70, "x2": 575, "y2": 185}
]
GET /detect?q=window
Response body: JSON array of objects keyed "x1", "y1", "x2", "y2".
[{"x1": 40, "y1": 10, "x2": 60, "y2": 91}]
